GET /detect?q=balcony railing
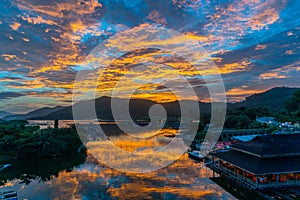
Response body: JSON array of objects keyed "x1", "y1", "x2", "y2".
[{"x1": 208, "y1": 163, "x2": 300, "y2": 189}]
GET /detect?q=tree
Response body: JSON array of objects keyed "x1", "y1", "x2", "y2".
[
  {"x1": 285, "y1": 90, "x2": 300, "y2": 113},
  {"x1": 54, "y1": 119, "x2": 59, "y2": 129},
  {"x1": 224, "y1": 115, "x2": 252, "y2": 129}
]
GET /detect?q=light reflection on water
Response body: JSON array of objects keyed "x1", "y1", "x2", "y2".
[
  {"x1": 0, "y1": 154, "x2": 235, "y2": 200},
  {"x1": 0, "y1": 122, "x2": 236, "y2": 199}
]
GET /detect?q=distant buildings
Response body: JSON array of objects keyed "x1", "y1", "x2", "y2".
[
  {"x1": 256, "y1": 117, "x2": 299, "y2": 132},
  {"x1": 208, "y1": 134, "x2": 300, "y2": 189},
  {"x1": 279, "y1": 121, "x2": 300, "y2": 132},
  {"x1": 220, "y1": 129, "x2": 270, "y2": 141},
  {"x1": 256, "y1": 116, "x2": 279, "y2": 126}
]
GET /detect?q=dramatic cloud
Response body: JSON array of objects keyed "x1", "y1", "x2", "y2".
[
  {"x1": 0, "y1": 0, "x2": 299, "y2": 112},
  {"x1": 0, "y1": 92, "x2": 25, "y2": 100}
]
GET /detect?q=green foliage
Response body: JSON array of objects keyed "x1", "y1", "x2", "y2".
[
  {"x1": 273, "y1": 112, "x2": 298, "y2": 123},
  {"x1": 0, "y1": 122, "x2": 85, "y2": 163},
  {"x1": 265, "y1": 125, "x2": 279, "y2": 133},
  {"x1": 224, "y1": 115, "x2": 252, "y2": 129},
  {"x1": 285, "y1": 90, "x2": 300, "y2": 117},
  {"x1": 223, "y1": 106, "x2": 280, "y2": 129},
  {"x1": 227, "y1": 106, "x2": 270, "y2": 120}
]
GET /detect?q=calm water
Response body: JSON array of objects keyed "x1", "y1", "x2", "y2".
[
  {"x1": 0, "y1": 154, "x2": 235, "y2": 200},
  {"x1": 0, "y1": 121, "x2": 235, "y2": 199}
]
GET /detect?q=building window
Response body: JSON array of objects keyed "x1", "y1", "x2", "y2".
[{"x1": 279, "y1": 174, "x2": 288, "y2": 183}]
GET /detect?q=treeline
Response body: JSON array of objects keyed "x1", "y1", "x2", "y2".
[
  {"x1": 194, "y1": 89, "x2": 300, "y2": 141},
  {"x1": 0, "y1": 121, "x2": 85, "y2": 163},
  {"x1": 197, "y1": 106, "x2": 270, "y2": 131},
  {"x1": 278, "y1": 90, "x2": 300, "y2": 122},
  {"x1": 224, "y1": 106, "x2": 270, "y2": 129}
]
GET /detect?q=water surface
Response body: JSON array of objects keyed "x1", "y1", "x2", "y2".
[{"x1": 0, "y1": 121, "x2": 235, "y2": 199}]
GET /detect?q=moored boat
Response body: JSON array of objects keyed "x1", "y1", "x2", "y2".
[{"x1": 187, "y1": 151, "x2": 204, "y2": 161}]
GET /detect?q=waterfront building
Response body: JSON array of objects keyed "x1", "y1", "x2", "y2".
[{"x1": 208, "y1": 134, "x2": 300, "y2": 189}]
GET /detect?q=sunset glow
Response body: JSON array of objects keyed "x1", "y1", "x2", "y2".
[{"x1": 0, "y1": 0, "x2": 299, "y2": 113}]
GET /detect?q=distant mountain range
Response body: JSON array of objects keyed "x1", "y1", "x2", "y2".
[
  {"x1": 1, "y1": 87, "x2": 299, "y2": 121},
  {"x1": 0, "y1": 111, "x2": 11, "y2": 119},
  {"x1": 228, "y1": 87, "x2": 300, "y2": 112},
  {"x1": 32, "y1": 97, "x2": 196, "y2": 120},
  {"x1": 1, "y1": 106, "x2": 64, "y2": 121}
]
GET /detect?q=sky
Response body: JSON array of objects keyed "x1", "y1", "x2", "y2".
[{"x1": 0, "y1": 0, "x2": 300, "y2": 113}]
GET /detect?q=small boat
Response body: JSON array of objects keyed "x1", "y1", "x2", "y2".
[
  {"x1": 188, "y1": 151, "x2": 204, "y2": 161},
  {"x1": 0, "y1": 164, "x2": 11, "y2": 171},
  {"x1": 0, "y1": 190, "x2": 18, "y2": 200}
]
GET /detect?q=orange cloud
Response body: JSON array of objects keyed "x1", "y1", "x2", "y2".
[
  {"x1": 260, "y1": 63, "x2": 300, "y2": 80},
  {"x1": 218, "y1": 60, "x2": 252, "y2": 74},
  {"x1": 185, "y1": 32, "x2": 209, "y2": 42},
  {"x1": 21, "y1": 15, "x2": 57, "y2": 26},
  {"x1": 7, "y1": 78, "x2": 46, "y2": 89},
  {"x1": 247, "y1": 8, "x2": 279, "y2": 30},
  {"x1": 51, "y1": 37, "x2": 60, "y2": 42},
  {"x1": 1, "y1": 54, "x2": 17, "y2": 61},
  {"x1": 56, "y1": 0, "x2": 102, "y2": 15},
  {"x1": 15, "y1": 0, "x2": 103, "y2": 77},
  {"x1": 16, "y1": 0, "x2": 102, "y2": 18},
  {"x1": 226, "y1": 86, "x2": 266, "y2": 101},
  {"x1": 10, "y1": 22, "x2": 21, "y2": 30}
]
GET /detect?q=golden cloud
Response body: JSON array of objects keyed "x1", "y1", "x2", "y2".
[
  {"x1": 260, "y1": 63, "x2": 300, "y2": 80},
  {"x1": 226, "y1": 86, "x2": 266, "y2": 101},
  {"x1": 218, "y1": 60, "x2": 252, "y2": 74},
  {"x1": 10, "y1": 22, "x2": 21, "y2": 31},
  {"x1": 1, "y1": 54, "x2": 17, "y2": 61},
  {"x1": 21, "y1": 15, "x2": 57, "y2": 26}
]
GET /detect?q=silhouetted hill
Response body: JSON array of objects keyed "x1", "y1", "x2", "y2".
[
  {"x1": 229, "y1": 87, "x2": 299, "y2": 112},
  {"x1": 35, "y1": 96, "x2": 213, "y2": 120},
  {"x1": 3, "y1": 106, "x2": 64, "y2": 121},
  {"x1": 24, "y1": 87, "x2": 300, "y2": 120}
]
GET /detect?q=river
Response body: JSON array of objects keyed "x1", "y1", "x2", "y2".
[{"x1": 0, "y1": 121, "x2": 235, "y2": 199}]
